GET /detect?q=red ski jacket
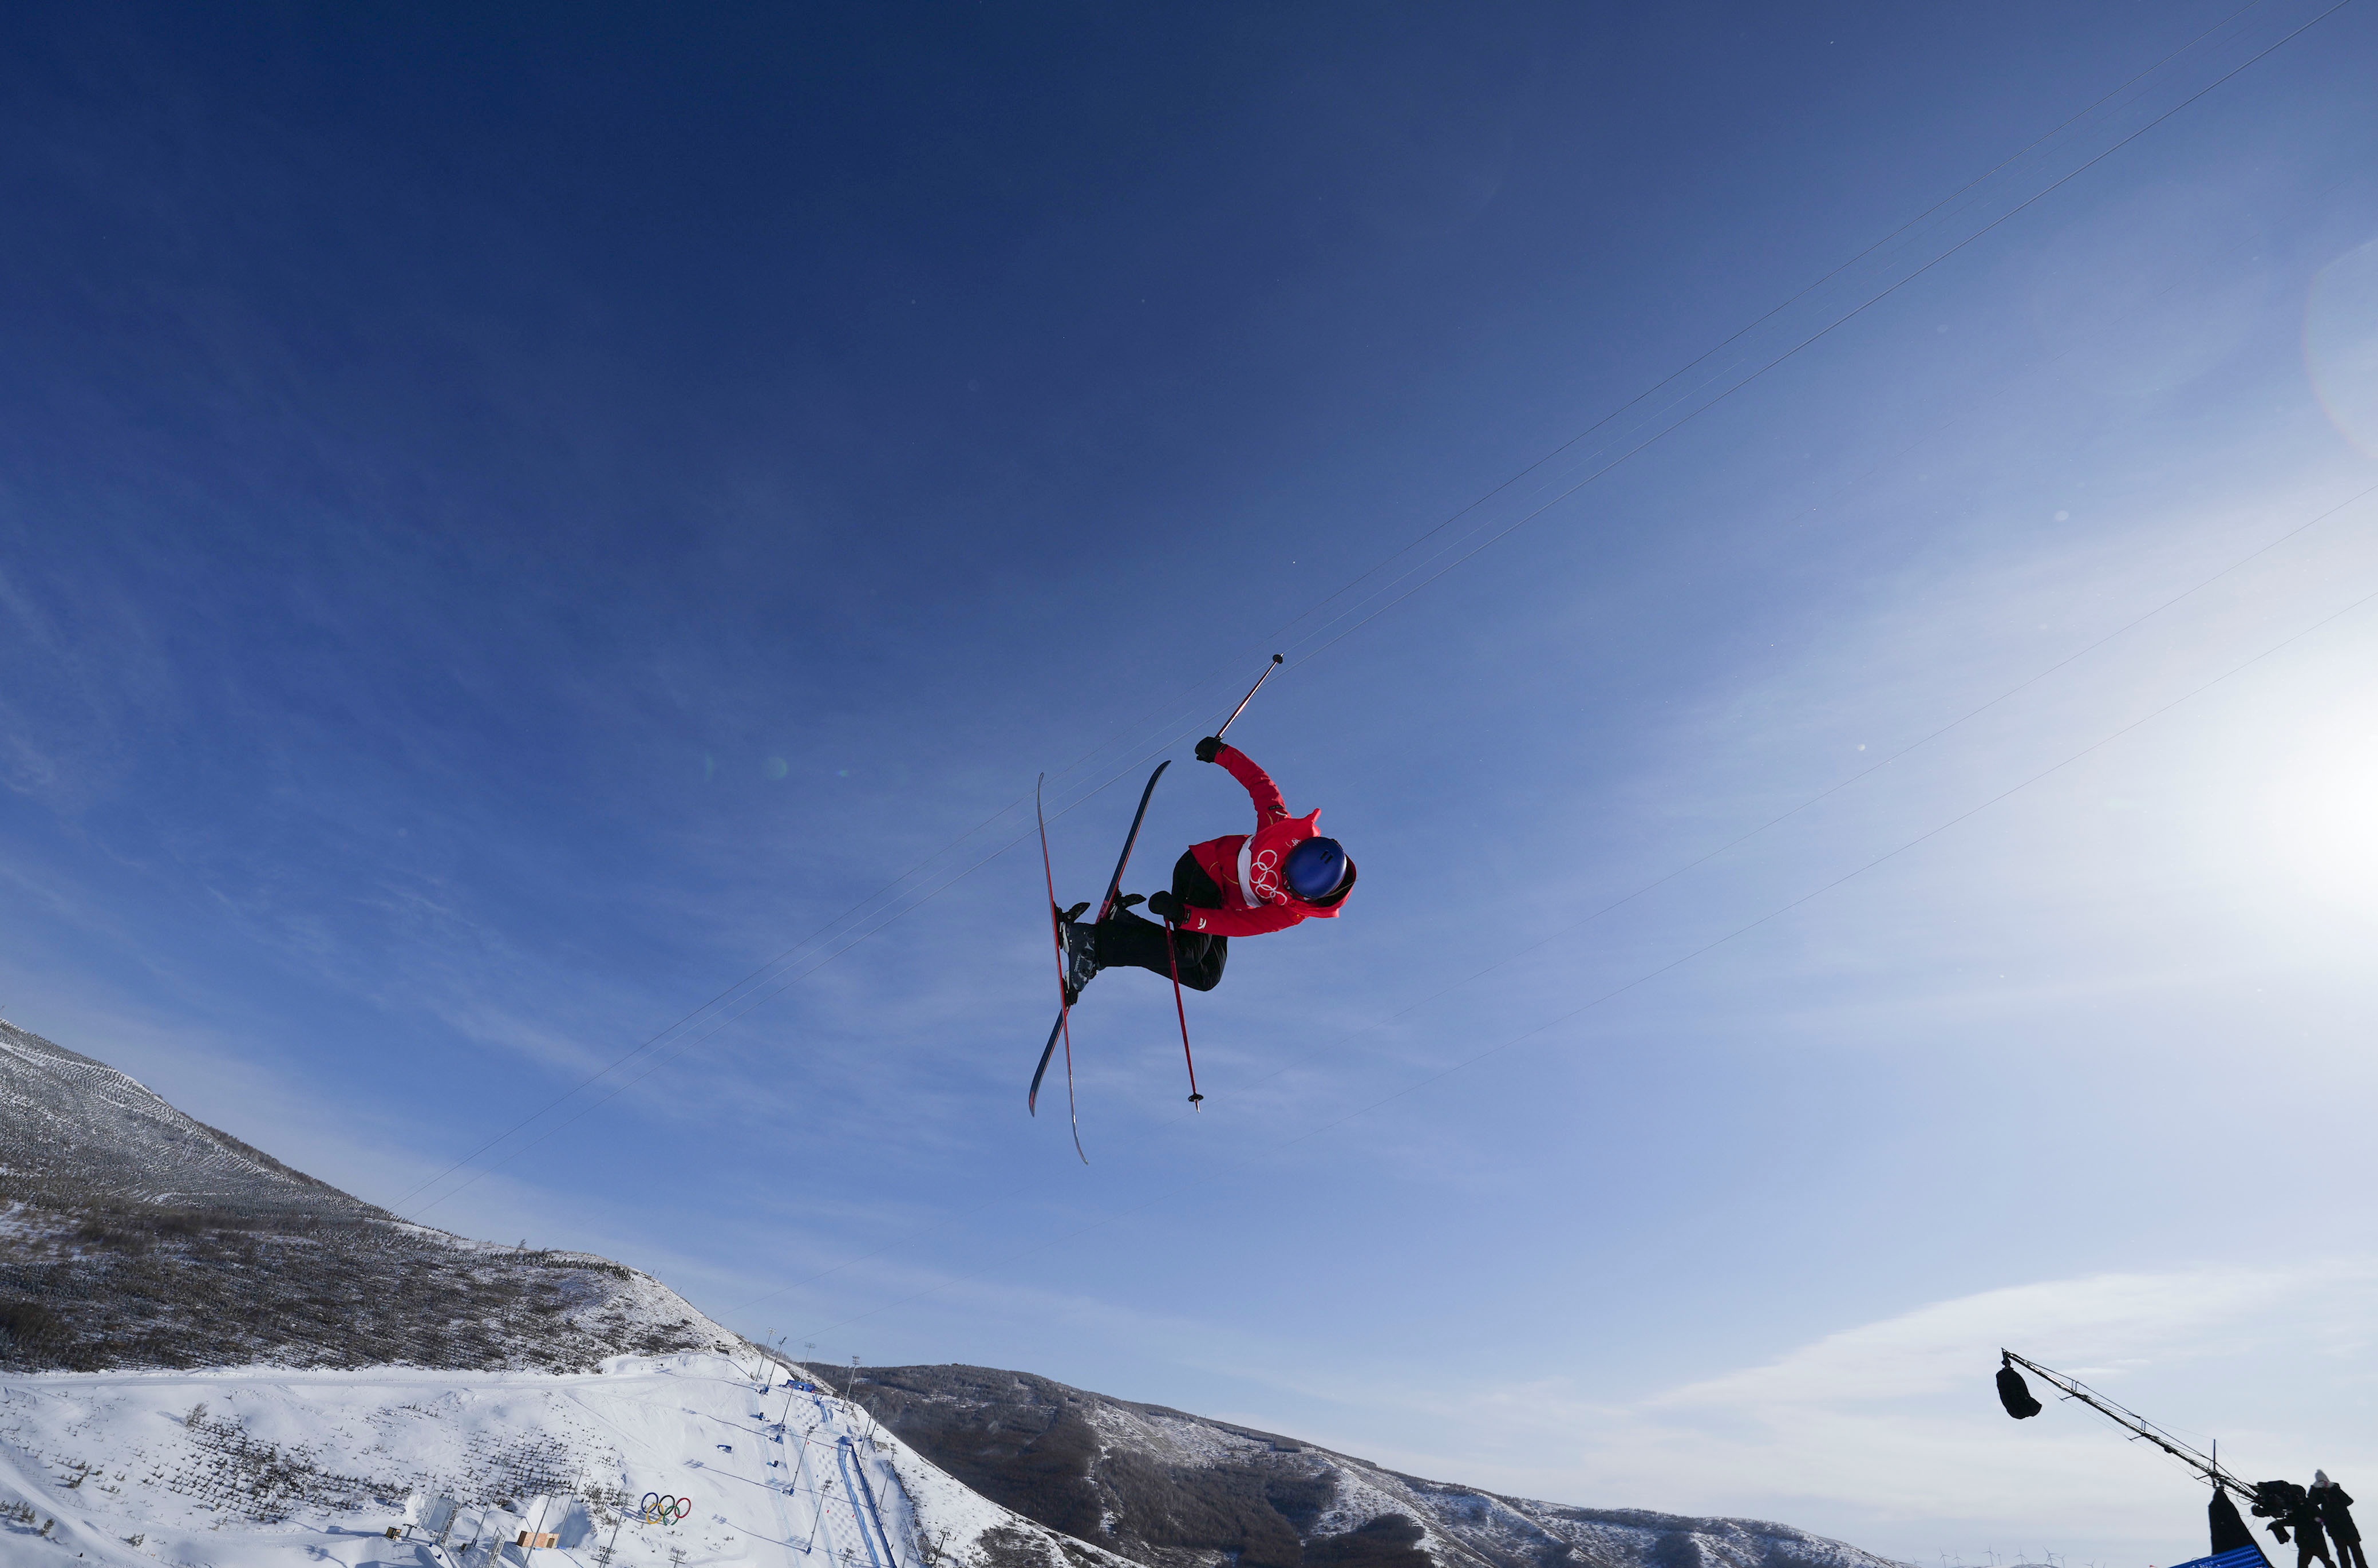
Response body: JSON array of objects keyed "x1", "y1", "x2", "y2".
[{"x1": 1176, "y1": 743, "x2": 1354, "y2": 938}]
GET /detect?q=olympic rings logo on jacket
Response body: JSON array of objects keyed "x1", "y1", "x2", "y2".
[{"x1": 1241, "y1": 841, "x2": 1284, "y2": 907}]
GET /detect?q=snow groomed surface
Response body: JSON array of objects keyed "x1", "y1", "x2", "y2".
[{"x1": 0, "y1": 1352, "x2": 1097, "y2": 1568}]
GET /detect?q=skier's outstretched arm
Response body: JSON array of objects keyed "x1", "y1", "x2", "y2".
[{"x1": 1195, "y1": 737, "x2": 1287, "y2": 821}]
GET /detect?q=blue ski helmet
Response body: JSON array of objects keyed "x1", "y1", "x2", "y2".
[{"x1": 1285, "y1": 836, "x2": 1350, "y2": 902}]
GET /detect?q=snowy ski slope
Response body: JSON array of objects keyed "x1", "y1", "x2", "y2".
[{"x1": 0, "y1": 1351, "x2": 1122, "y2": 1568}]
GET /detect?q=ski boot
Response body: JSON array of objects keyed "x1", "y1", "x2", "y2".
[
  {"x1": 1055, "y1": 902, "x2": 1097, "y2": 1004},
  {"x1": 1089, "y1": 894, "x2": 1148, "y2": 951}
]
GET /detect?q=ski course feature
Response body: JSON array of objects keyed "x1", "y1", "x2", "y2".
[{"x1": 0, "y1": 1352, "x2": 1121, "y2": 1568}]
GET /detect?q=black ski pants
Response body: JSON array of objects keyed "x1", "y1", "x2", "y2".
[{"x1": 1097, "y1": 852, "x2": 1228, "y2": 991}]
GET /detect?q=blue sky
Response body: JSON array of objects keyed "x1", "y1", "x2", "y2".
[{"x1": 5, "y1": 3, "x2": 2378, "y2": 1562}]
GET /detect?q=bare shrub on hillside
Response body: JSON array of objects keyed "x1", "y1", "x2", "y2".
[{"x1": 0, "y1": 1021, "x2": 735, "y2": 1373}]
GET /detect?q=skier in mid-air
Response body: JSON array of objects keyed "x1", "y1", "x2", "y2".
[{"x1": 1057, "y1": 734, "x2": 1354, "y2": 1000}]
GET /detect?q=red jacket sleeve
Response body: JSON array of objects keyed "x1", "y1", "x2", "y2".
[{"x1": 1214, "y1": 744, "x2": 1287, "y2": 823}]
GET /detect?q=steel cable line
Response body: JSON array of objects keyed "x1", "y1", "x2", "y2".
[
  {"x1": 394, "y1": 555, "x2": 1366, "y2": 1207},
  {"x1": 1357, "y1": 124, "x2": 2372, "y2": 1020},
  {"x1": 1286, "y1": 583, "x2": 2378, "y2": 1143},
  {"x1": 393, "y1": 649, "x2": 1288, "y2": 1215},
  {"x1": 1368, "y1": 144, "x2": 2370, "y2": 1019},
  {"x1": 1242, "y1": 0, "x2": 2276, "y2": 659},
  {"x1": 772, "y1": 570, "x2": 2378, "y2": 1351},
  {"x1": 725, "y1": 480, "x2": 2378, "y2": 1318},
  {"x1": 396, "y1": 0, "x2": 2347, "y2": 1218},
  {"x1": 1392, "y1": 479, "x2": 2378, "y2": 1018},
  {"x1": 671, "y1": 11, "x2": 2369, "y2": 1287},
  {"x1": 717, "y1": 451, "x2": 2378, "y2": 1310},
  {"x1": 855, "y1": 0, "x2": 2347, "y2": 951},
  {"x1": 394, "y1": 558, "x2": 1376, "y2": 1211},
  {"x1": 1020, "y1": 2, "x2": 2294, "y2": 799},
  {"x1": 1271, "y1": 0, "x2": 2355, "y2": 673},
  {"x1": 383, "y1": 819, "x2": 947, "y2": 1212},
  {"x1": 385, "y1": 785, "x2": 1039, "y2": 1214},
  {"x1": 399, "y1": 661, "x2": 1282, "y2": 1219},
  {"x1": 404, "y1": 708, "x2": 1259, "y2": 1218}
]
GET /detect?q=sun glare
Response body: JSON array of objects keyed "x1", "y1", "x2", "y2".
[{"x1": 2264, "y1": 724, "x2": 2378, "y2": 899}]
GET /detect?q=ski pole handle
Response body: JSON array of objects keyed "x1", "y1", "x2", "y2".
[{"x1": 1215, "y1": 654, "x2": 1283, "y2": 741}]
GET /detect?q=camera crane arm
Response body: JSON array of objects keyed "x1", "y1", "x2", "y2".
[{"x1": 2001, "y1": 1350, "x2": 2260, "y2": 1503}]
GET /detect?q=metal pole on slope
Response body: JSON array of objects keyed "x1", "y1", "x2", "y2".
[
  {"x1": 1215, "y1": 654, "x2": 1284, "y2": 741},
  {"x1": 849, "y1": 1356, "x2": 880, "y2": 1444},
  {"x1": 811, "y1": 1474, "x2": 836, "y2": 1556}
]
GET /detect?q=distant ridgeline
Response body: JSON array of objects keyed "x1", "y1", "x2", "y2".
[
  {"x1": 0, "y1": 1021, "x2": 738, "y2": 1373},
  {"x1": 847, "y1": 1364, "x2": 1918, "y2": 1568}
]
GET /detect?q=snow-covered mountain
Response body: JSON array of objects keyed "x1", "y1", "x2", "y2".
[
  {"x1": 0, "y1": 1020, "x2": 1909, "y2": 1568},
  {"x1": 848, "y1": 1365, "x2": 1910, "y2": 1568},
  {"x1": 0, "y1": 1022, "x2": 1137, "y2": 1568}
]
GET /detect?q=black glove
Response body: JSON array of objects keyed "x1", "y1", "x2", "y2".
[
  {"x1": 1147, "y1": 890, "x2": 1185, "y2": 923},
  {"x1": 1194, "y1": 736, "x2": 1224, "y2": 763}
]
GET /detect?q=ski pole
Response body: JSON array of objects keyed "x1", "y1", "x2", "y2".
[
  {"x1": 1215, "y1": 654, "x2": 1283, "y2": 740},
  {"x1": 1163, "y1": 921, "x2": 1202, "y2": 1107},
  {"x1": 1166, "y1": 655, "x2": 1276, "y2": 1109}
]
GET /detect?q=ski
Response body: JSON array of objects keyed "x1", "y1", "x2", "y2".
[
  {"x1": 1097, "y1": 760, "x2": 1169, "y2": 922},
  {"x1": 1026, "y1": 761, "x2": 1171, "y2": 1162},
  {"x1": 1029, "y1": 774, "x2": 1084, "y2": 1163}
]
